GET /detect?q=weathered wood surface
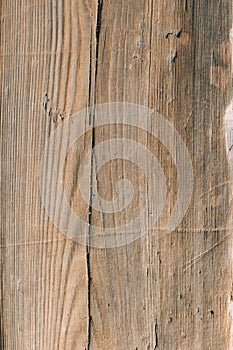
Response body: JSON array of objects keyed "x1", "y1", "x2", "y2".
[{"x1": 1, "y1": 1, "x2": 233, "y2": 349}]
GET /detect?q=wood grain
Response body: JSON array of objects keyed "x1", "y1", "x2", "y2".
[{"x1": 1, "y1": 0, "x2": 233, "y2": 349}]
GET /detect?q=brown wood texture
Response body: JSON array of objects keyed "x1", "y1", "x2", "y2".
[{"x1": 1, "y1": 1, "x2": 233, "y2": 349}]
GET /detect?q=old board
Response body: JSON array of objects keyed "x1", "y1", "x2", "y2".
[{"x1": 1, "y1": 1, "x2": 233, "y2": 349}]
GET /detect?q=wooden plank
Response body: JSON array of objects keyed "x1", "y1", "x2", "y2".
[{"x1": 1, "y1": 0, "x2": 233, "y2": 349}]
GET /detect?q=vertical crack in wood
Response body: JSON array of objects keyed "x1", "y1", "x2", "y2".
[
  {"x1": 86, "y1": 1, "x2": 103, "y2": 349},
  {"x1": 94, "y1": 0, "x2": 103, "y2": 97},
  {"x1": 147, "y1": 0, "x2": 154, "y2": 108},
  {"x1": 86, "y1": 36, "x2": 93, "y2": 350},
  {"x1": 154, "y1": 320, "x2": 158, "y2": 349}
]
